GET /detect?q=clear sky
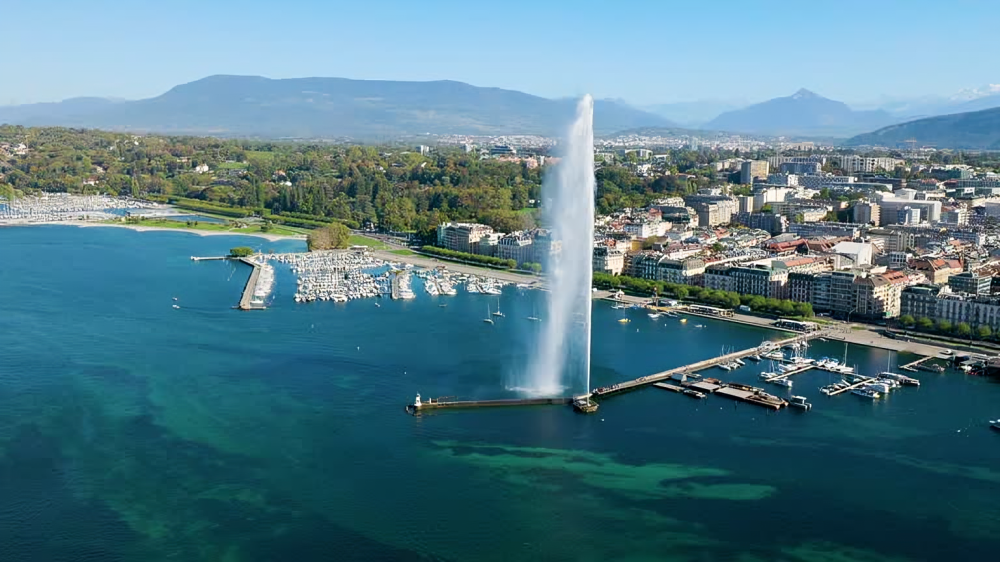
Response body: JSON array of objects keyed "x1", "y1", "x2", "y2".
[{"x1": 5, "y1": 0, "x2": 999, "y2": 106}]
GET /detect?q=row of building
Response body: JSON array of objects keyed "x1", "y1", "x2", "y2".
[{"x1": 435, "y1": 222, "x2": 558, "y2": 265}]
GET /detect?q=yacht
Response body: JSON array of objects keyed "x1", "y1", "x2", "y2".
[
  {"x1": 483, "y1": 304, "x2": 494, "y2": 324},
  {"x1": 991, "y1": 420, "x2": 1000, "y2": 431},
  {"x1": 648, "y1": 312, "x2": 662, "y2": 319},
  {"x1": 172, "y1": 304, "x2": 180, "y2": 309},
  {"x1": 718, "y1": 362, "x2": 735, "y2": 371},
  {"x1": 772, "y1": 378, "x2": 793, "y2": 389},
  {"x1": 852, "y1": 387, "x2": 880, "y2": 400},
  {"x1": 492, "y1": 298, "x2": 504, "y2": 317},
  {"x1": 748, "y1": 354, "x2": 762, "y2": 362},
  {"x1": 679, "y1": 318, "x2": 688, "y2": 323},
  {"x1": 695, "y1": 324, "x2": 705, "y2": 328},
  {"x1": 789, "y1": 395, "x2": 812, "y2": 410},
  {"x1": 759, "y1": 371, "x2": 780, "y2": 381},
  {"x1": 665, "y1": 311, "x2": 680, "y2": 318},
  {"x1": 618, "y1": 317, "x2": 631, "y2": 324}
]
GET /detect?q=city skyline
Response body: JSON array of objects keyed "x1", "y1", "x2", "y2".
[{"x1": 5, "y1": 0, "x2": 1000, "y2": 107}]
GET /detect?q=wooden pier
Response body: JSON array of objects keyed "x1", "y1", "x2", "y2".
[
  {"x1": 237, "y1": 258, "x2": 266, "y2": 311},
  {"x1": 827, "y1": 375, "x2": 875, "y2": 396},
  {"x1": 591, "y1": 331, "x2": 827, "y2": 397}
]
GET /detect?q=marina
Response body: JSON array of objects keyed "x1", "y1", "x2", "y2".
[{"x1": 0, "y1": 193, "x2": 162, "y2": 223}]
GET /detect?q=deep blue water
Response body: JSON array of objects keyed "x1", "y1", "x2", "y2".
[{"x1": 1, "y1": 225, "x2": 999, "y2": 561}]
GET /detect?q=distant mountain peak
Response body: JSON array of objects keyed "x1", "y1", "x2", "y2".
[{"x1": 791, "y1": 88, "x2": 820, "y2": 100}]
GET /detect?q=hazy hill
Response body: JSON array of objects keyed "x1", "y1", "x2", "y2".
[
  {"x1": 704, "y1": 89, "x2": 896, "y2": 137},
  {"x1": 844, "y1": 106, "x2": 1000, "y2": 149},
  {"x1": 0, "y1": 75, "x2": 673, "y2": 138}
]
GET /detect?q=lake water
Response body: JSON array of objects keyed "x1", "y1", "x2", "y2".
[{"x1": 1, "y1": 225, "x2": 999, "y2": 562}]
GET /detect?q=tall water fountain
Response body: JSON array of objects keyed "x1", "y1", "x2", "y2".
[{"x1": 521, "y1": 95, "x2": 595, "y2": 397}]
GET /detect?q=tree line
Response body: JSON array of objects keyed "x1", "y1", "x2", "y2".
[{"x1": 593, "y1": 272, "x2": 814, "y2": 318}]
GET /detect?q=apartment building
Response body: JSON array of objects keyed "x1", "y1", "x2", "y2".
[
  {"x1": 592, "y1": 246, "x2": 625, "y2": 275},
  {"x1": 436, "y1": 222, "x2": 495, "y2": 254},
  {"x1": 948, "y1": 272, "x2": 992, "y2": 296},
  {"x1": 740, "y1": 160, "x2": 770, "y2": 184},
  {"x1": 902, "y1": 285, "x2": 1000, "y2": 330}
]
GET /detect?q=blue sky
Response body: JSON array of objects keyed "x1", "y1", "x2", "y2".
[{"x1": 5, "y1": 0, "x2": 999, "y2": 106}]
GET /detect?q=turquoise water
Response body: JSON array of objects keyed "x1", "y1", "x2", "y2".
[{"x1": 1, "y1": 225, "x2": 1000, "y2": 561}]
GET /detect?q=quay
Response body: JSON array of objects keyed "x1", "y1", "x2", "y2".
[
  {"x1": 190, "y1": 256, "x2": 232, "y2": 261},
  {"x1": 237, "y1": 258, "x2": 267, "y2": 310},
  {"x1": 591, "y1": 330, "x2": 826, "y2": 397},
  {"x1": 407, "y1": 394, "x2": 571, "y2": 414}
]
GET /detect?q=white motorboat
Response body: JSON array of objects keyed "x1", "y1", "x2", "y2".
[
  {"x1": 772, "y1": 378, "x2": 793, "y2": 388},
  {"x1": 789, "y1": 395, "x2": 812, "y2": 410},
  {"x1": 852, "y1": 387, "x2": 880, "y2": 400}
]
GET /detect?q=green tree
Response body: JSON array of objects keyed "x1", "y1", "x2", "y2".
[
  {"x1": 307, "y1": 222, "x2": 351, "y2": 250},
  {"x1": 955, "y1": 322, "x2": 972, "y2": 337},
  {"x1": 229, "y1": 246, "x2": 255, "y2": 257},
  {"x1": 898, "y1": 314, "x2": 915, "y2": 327},
  {"x1": 936, "y1": 319, "x2": 953, "y2": 333},
  {"x1": 916, "y1": 317, "x2": 934, "y2": 331},
  {"x1": 977, "y1": 325, "x2": 992, "y2": 340}
]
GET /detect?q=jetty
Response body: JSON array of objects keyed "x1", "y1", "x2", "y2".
[
  {"x1": 591, "y1": 331, "x2": 826, "y2": 397},
  {"x1": 407, "y1": 394, "x2": 571, "y2": 414},
  {"x1": 190, "y1": 256, "x2": 232, "y2": 261},
  {"x1": 237, "y1": 258, "x2": 272, "y2": 310}
]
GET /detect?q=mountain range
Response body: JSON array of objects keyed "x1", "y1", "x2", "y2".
[
  {"x1": 3, "y1": 76, "x2": 1000, "y2": 146},
  {"x1": 0, "y1": 75, "x2": 675, "y2": 139},
  {"x1": 844, "y1": 106, "x2": 1000, "y2": 149}
]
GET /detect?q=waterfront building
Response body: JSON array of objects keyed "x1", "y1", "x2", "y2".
[
  {"x1": 593, "y1": 246, "x2": 625, "y2": 276},
  {"x1": 657, "y1": 258, "x2": 706, "y2": 286},
  {"x1": 788, "y1": 272, "x2": 815, "y2": 304},
  {"x1": 901, "y1": 285, "x2": 1000, "y2": 330},
  {"x1": 703, "y1": 264, "x2": 734, "y2": 292},
  {"x1": 729, "y1": 265, "x2": 789, "y2": 299},
  {"x1": 497, "y1": 231, "x2": 533, "y2": 265},
  {"x1": 854, "y1": 270, "x2": 907, "y2": 319},
  {"x1": 437, "y1": 222, "x2": 494, "y2": 254}
]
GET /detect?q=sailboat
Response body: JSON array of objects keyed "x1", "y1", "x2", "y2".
[
  {"x1": 618, "y1": 307, "x2": 630, "y2": 323},
  {"x1": 527, "y1": 303, "x2": 541, "y2": 322},
  {"x1": 492, "y1": 297, "x2": 504, "y2": 317},
  {"x1": 483, "y1": 303, "x2": 494, "y2": 324}
]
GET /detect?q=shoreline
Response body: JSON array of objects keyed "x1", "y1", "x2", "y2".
[{"x1": 2, "y1": 220, "x2": 308, "y2": 243}]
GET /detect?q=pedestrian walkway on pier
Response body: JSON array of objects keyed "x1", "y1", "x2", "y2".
[
  {"x1": 237, "y1": 258, "x2": 266, "y2": 310},
  {"x1": 591, "y1": 331, "x2": 828, "y2": 397}
]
